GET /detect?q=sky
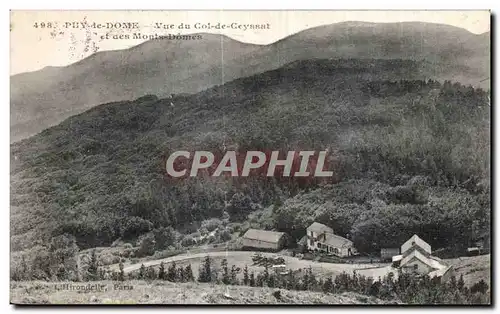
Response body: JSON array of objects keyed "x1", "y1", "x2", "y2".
[{"x1": 10, "y1": 10, "x2": 490, "y2": 75}]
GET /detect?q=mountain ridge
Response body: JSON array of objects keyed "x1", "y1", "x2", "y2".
[
  {"x1": 11, "y1": 22, "x2": 489, "y2": 78},
  {"x1": 10, "y1": 21, "x2": 490, "y2": 142}
]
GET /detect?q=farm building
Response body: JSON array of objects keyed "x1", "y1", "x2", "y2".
[
  {"x1": 306, "y1": 222, "x2": 357, "y2": 257},
  {"x1": 380, "y1": 248, "x2": 400, "y2": 261},
  {"x1": 392, "y1": 234, "x2": 452, "y2": 282},
  {"x1": 242, "y1": 229, "x2": 287, "y2": 251}
]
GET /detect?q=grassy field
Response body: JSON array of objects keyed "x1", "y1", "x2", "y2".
[
  {"x1": 447, "y1": 254, "x2": 491, "y2": 287},
  {"x1": 10, "y1": 280, "x2": 391, "y2": 305}
]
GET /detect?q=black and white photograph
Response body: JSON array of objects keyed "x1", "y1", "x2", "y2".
[{"x1": 8, "y1": 10, "x2": 491, "y2": 305}]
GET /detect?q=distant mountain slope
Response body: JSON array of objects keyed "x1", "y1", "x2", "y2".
[
  {"x1": 271, "y1": 22, "x2": 489, "y2": 83},
  {"x1": 10, "y1": 22, "x2": 489, "y2": 142},
  {"x1": 10, "y1": 59, "x2": 490, "y2": 251},
  {"x1": 10, "y1": 34, "x2": 262, "y2": 142}
]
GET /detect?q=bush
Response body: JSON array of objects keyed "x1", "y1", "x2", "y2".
[
  {"x1": 119, "y1": 217, "x2": 153, "y2": 240},
  {"x1": 202, "y1": 218, "x2": 223, "y2": 232},
  {"x1": 136, "y1": 234, "x2": 156, "y2": 258},
  {"x1": 181, "y1": 236, "x2": 195, "y2": 247},
  {"x1": 471, "y1": 280, "x2": 489, "y2": 294},
  {"x1": 219, "y1": 229, "x2": 232, "y2": 242},
  {"x1": 150, "y1": 248, "x2": 185, "y2": 260},
  {"x1": 152, "y1": 227, "x2": 176, "y2": 251},
  {"x1": 199, "y1": 227, "x2": 209, "y2": 236},
  {"x1": 99, "y1": 253, "x2": 120, "y2": 266}
]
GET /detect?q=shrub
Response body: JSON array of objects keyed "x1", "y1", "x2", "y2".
[
  {"x1": 181, "y1": 236, "x2": 195, "y2": 247},
  {"x1": 136, "y1": 234, "x2": 156, "y2": 258},
  {"x1": 219, "y1": 229, "x2": 232, "y2": 242},
  {"x1": 470, "y1": 280, "x2": 489, "y2": 294},
  {"x1": 202, "y1": 218, "x2": 223, "y2": 232},
  {"x1": 119, "y1": 217, "x2": 153, "y2": 240}
]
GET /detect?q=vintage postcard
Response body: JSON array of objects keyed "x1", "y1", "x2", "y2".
[{"x1": 10, "y1": 10, "x2": 491, "y2": 305}]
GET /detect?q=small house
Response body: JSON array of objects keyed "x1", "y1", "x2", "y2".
[
  {"x1": 467, "y1": 247, "x2": 481, "y2": 256},
  {"x1": 380, "y1": 248, "x2": 401, "y2": 261},
  {"x1": 242, "y1": 229, "x2": 286, "y2": 251},
  {"x1": 306, "y1": 222, "x2": 357, "y2": 257}
]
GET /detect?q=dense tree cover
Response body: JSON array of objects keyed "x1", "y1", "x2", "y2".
[
  {"x1": 273, "y1": 180, "x2": 489, "y2": 254},
  {"x1": 10, "y1": 59, "x2": 490, "y2": 255},
  {"x1": 11, "y1": 234, "x2": 80, "y2": 281}
]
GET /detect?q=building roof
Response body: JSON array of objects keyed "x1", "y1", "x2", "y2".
[
  {"x1": 242, "y1": 229, "x2": 285, "y2": 243},
  {"x1": 392, "y1": 254, "x2": 403, "y2": 262},
  {"x1": 307, "y1": 222, "x2": 334, "y2": 234},
  {"x1": 381, "y1": 247, "x2": 401, "y2": 252},
  {"x1": 400, "y1": 249, "x2": 447, "y2": 271},
  {"x1": 428, "y1": 265, "x2": 453, "y2": 279},
  {"x1": 298, "y1": 235, "x2": 308, "y2": 245},
  {"x1": 428, "y1": 255, "x2": 442, "y2": 262},
  {"x1": 322, "y1": 233, "x2": 353, "y2": 248},
  {"x1": 402, "y1": 244, "x2": 431, "y2": 259},
  {"x1": 401, "y1": 234, "x2": 431, "y2": 255}
]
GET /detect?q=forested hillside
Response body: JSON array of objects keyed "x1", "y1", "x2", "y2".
[{"x1": 11, "y1": 58, "x2": 490, "y2": 256}]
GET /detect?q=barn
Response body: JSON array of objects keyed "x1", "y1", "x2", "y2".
[{"x1": 242, "y1": 229, "x2": 287, "y2": 251}]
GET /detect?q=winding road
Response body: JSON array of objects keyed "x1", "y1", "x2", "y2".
[
  {"x1": 112, "y1": 251, "x2": 277, "y2": 273},
  {"x1": 107, "y1": 250, "x2": 385, "y2": 276}
]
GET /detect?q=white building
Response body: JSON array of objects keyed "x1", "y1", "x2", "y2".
[
  {"x1": 306, "y1": 222, "x2": 356, "y2": 257},
  {"x1": 392, "y1": 234, "x2": 453, "y2": 281}
]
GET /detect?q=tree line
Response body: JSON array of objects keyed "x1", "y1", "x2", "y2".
[{"x1": 12, "y1": 253, "x2": 490, "y2": 305}]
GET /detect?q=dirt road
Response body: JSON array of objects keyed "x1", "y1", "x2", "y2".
[
  {"x1": 120, "y1": 251, "x2": 267, "y2": 273},
  {"x1": 109, "y1": 250, "x2": 387, "y2": 277}
]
